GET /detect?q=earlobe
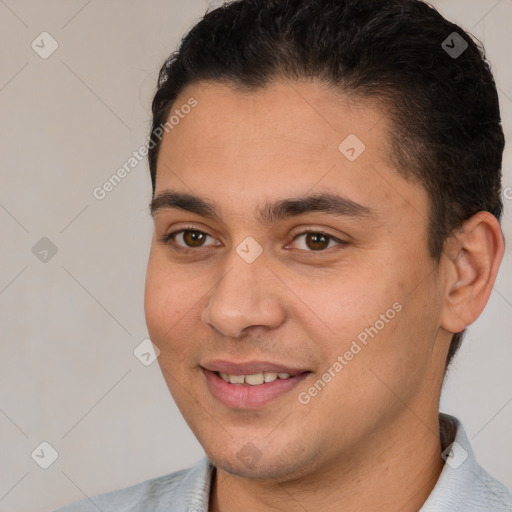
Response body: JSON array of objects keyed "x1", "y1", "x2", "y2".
[{"x1": 440, "y1": 212, "x2": 504, "y2": 334}]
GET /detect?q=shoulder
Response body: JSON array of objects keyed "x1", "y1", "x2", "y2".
[
  {"x1": 463, "y1": 461, "x2": 512, "y2": 511},
  {"x1": 446, "y1": 462, "x2": 512, "y2": 511},
  {"x1": 52, "y1": 457, "x2": 213, "y2": 512},
  {"x1": 422, "y1": 414, "x2": 512, "y2": 511}
]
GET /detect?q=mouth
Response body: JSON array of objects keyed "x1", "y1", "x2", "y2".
[
  {"x1": 201, "y1": 360, "x2": 311, "y2": 409},
  {"x1": 216, "y1": 370, "x2": 296, "y2": 385}
]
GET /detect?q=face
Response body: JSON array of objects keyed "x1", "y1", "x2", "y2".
[{"x1": 144, "y1": 80, "x2": 450, "y2": 481}]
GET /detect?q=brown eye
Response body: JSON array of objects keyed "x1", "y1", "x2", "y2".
[
  {"x1": 160, "y1": 229, "x2": 218, "y2": 250},
  {"x1": 290, "y1": 231, "x2": 344, "y2": 252},
  {"x1": 304, "y1": 233, "x2": 330, "y2": 251},
  {"x1": 182, "y1": 230, "x2": 207, "y2": 247}
]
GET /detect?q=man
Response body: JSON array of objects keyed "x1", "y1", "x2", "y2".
[{"x1": 56, "y1": 0, "x2": 511, "y2": 510}]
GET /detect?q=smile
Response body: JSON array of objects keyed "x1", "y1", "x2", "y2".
[
  {"x1": 201, "y1": 363, "x2": 310, "y2": 409},
  {"x1": 217, "y1": 371, "x2": 292, "y2": 385}
]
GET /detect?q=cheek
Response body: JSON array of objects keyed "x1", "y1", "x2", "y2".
[
  {"x1": 317, "y1": 264, "x2": 399, "y2": 333},
  {"x1": 144, "y1": 258, "x2": 202, "y2": 349},
  {"x1": 304, "y1": 254, "x2": 429, "y2": 377}
]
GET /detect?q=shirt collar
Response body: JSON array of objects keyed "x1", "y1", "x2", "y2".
[{"x1": 421, "y1": 412, "x2": 482, "y2": 510}]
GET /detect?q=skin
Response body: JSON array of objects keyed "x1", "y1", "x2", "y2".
[{"x1": 144, "y1": 80, "x2": 504, "y2": 511}]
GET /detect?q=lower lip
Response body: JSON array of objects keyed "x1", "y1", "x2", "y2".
[{"x1": 203, "y1": 369, "x2": 309, "y2": 409}]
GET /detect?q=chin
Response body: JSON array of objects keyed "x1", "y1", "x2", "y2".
[
  {"x1": 205, "y1": 443, "x2": 316, "y2": 482},
  {"x1": 212, "y1": 456, "x2": 294, "y2": 480}
]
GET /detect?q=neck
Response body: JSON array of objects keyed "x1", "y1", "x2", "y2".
[{"x1": 209, "y1": 412, "x2": 447, "y2": 512}]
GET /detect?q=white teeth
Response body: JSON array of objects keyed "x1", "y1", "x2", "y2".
[
  {"x1": 264, "y1": 372, "x2": 278, "y2": 383},
  {"x1": 219, "y1": 371, "x2": 292, "y2": 385},
  {"x1": 245, "y1": 373, "x2": 264, "y2": 385},
  {"x1": 228, "y1": 374, "x2": 245, "y2": 384}
]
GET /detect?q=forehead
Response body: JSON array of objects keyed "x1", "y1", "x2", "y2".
[
  {"x1": 154, "y1": 80, "x2": 427, "y2": 223},
  {"x1": 158, "y1": 80, "x2": 389, "y2": 168}
]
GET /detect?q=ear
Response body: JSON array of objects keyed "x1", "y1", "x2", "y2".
[{"x1": 440, "y1": 212, "x2": 504, "y2": 334}]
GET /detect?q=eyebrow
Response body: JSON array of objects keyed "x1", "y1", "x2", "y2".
[{"x1": 150, "y1": 190, "x2": 374, "y2": 223}]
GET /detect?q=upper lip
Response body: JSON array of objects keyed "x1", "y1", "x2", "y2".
[{"x1": 202, "y1": 359, "x2": 308, "y2": 376}]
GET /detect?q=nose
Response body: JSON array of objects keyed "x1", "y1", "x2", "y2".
[{"x1": 201, "y1": 253, "x2": 287, "y2": 339}]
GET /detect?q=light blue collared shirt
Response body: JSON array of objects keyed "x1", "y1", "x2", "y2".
[{"x1": 54, "y1": 414, "x2": 512, "y2": 511}]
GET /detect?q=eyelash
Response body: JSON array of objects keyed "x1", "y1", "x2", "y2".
[{"x1": 158, "y1": 227, "x2": 346, "y2": 253}]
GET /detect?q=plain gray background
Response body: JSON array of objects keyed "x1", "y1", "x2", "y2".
[{"x1": 0, "y1": 1, "x2": 510, "y2": 510}]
